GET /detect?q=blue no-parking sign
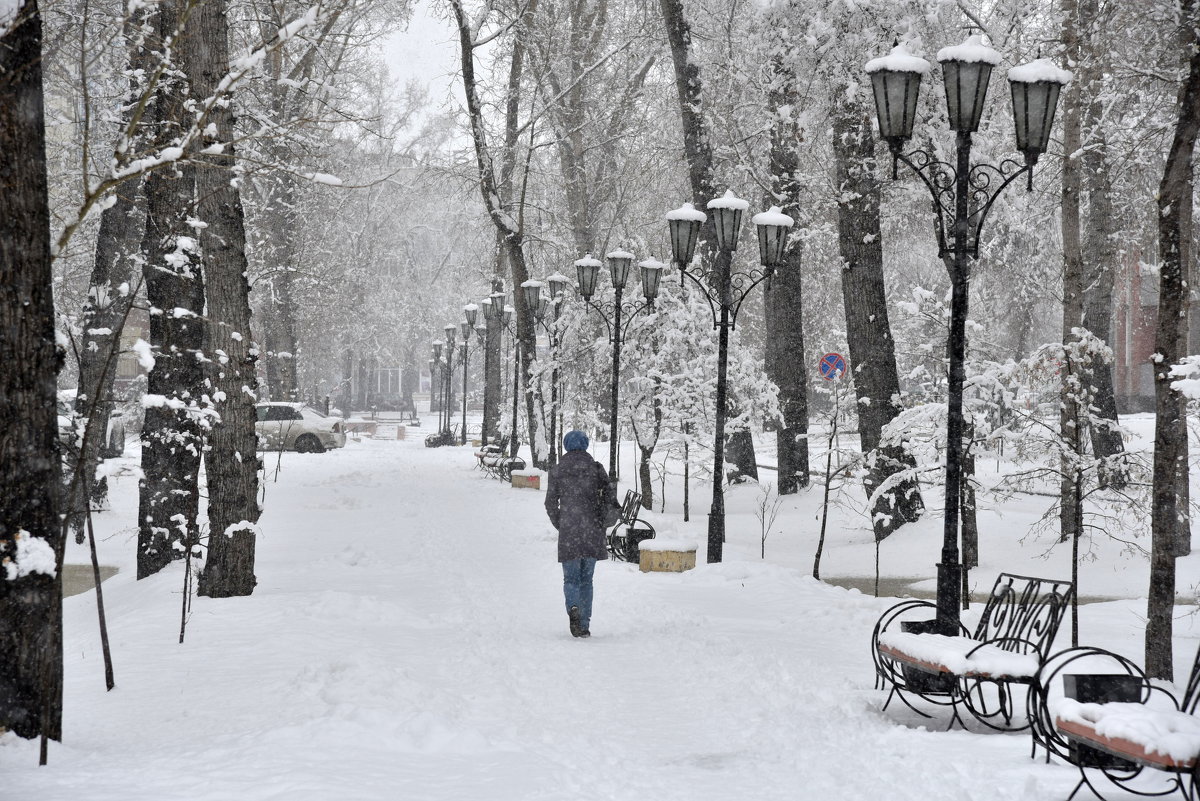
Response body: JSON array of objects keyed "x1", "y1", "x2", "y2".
[{"x1": 819, "y1": 352, "x2": 847, "y2": 381}]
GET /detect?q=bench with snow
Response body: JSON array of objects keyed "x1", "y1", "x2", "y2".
[
  {"x1": 638, "y1": 538, "x2": 697, "y2": 573},
  {"x1": 871, "y1": 572, "x2": 1074, "y2": 731},
  {"x1": 607, "y1": 490, "x2": 655, "y2": 563},
  {"x1": 510, "y1": 469, "x2": 542, "y2": 490},
  {"x1": 473, "y1": 436, "x2": 524, "y2": 481},
  {"x1": 1027, "y1": 642, "x2": 1200, "y2": 801}
]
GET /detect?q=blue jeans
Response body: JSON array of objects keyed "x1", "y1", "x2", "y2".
[{"x1": 561, "y1": 558, "x2": 596, "y2": 630}]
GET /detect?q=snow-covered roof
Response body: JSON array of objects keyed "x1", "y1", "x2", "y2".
[
  {"x1": 545, "y1": 272, "x2": 569, "y2": 283},
  {"x1": 752, "y1": 206, "x2": 795, "y2": 228},
  {"x1": 463, "y1": 303, "x2": 478, "y2": 311},
  {"x1": 665, "y1": 202, "x2": 707, "y2": 222},
  {"x1": 937, "y1": 34, "x2": 1001, "y2": 65},
  {"x1": 1008, "y1": 58, "x2": 1073, "y2": 85},
  {"x1": 865, "y1": 42, "x2": 931, "y2": 75},
  {"x1": 605, "y1": 249, "x2": 635, "y2": 261},
  {"x1": 521, "y1": 279, "x2": 544, "y2": 288},
  {"x1": 638, "y1": 257, "x2": 666, "y2": 270},
  {"x1": 574, "y1": 254, "x2": 602, "y2": 267},
  {"x1": 707, "y1": 189, "x2": 749, "y2": 211}
]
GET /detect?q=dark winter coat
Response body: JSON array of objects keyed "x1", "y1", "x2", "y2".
[{"x1": 544, "y1": 449, "x2": 613, "y2": 562}]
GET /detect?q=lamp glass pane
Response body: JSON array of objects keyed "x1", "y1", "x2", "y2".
[
  {"x1": 871, "y1": 71, "x2": 922, "y2": 141},
  {"x1": 522, "y1": 282, "x2": 542, "y2": 311},
  {"x1": 711, "y1": 206, "x2": 743, "y2": 251},
  {"x1": 576, "y1": 261, "x2": 598, "y2": 299},
  {"x1": 640, "y1": 264, "x2": 662, "y2": 300},
  {"x1": 547, "y1": 276, "x2": 567, "y2": 297},
  {"x1": 464, "y1": 306, "x2": 477, "y2": 327},
  {"x1": 536, "y1": 296, "x2": 550, "y2": 320},
  {"x1": 460, "y1": 321, "x2": 471, "y2": 339},
  {"x1": 1010, "y1": 80, "x2": 1059, "y2": 155},
  {"x1": 608, "y1": 255, "x2": 632, "y2": 289},
  {"x1": 942, "y1": 60, "x2": 992, "y2": 132},
  {"x1": 668, "y1": 217, "x2": 701, "y2": 267},
  {"x1": 758, "y1": 223, "x2": 789, "y2": 267}
]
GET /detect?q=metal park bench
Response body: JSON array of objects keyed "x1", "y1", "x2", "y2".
[
  {"x1": 606, "y1": 490, "x2": 655, "y2": 563},
  {"x1": 871, "y1": 572, "x2": 1074, "y2": 731},
  {"x1": 1027, "y1": 641, "x2": 1200, "y2": 801},
  {"x1": 473, "y1": 436, "x2": 524, "y2": 481}
]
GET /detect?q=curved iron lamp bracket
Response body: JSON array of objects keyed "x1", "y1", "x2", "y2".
[
  {"x1": 677, "y1": 263, "x2": 774, "y2": 331},
  {"x1": 893, "y1": 146, "x2": 1032, "y2": 263},
  {"x1": 583, "y1": 297, "x2": 655, "y2": 344}
]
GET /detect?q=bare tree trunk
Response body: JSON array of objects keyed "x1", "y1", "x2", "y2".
[
  {"x1": 831, "y1": 89, "x2": 923, "y2": 541},
  {"x1": 450, "y1": 0, "x2": 541, "y2": 463},
  {"x1": 0, "y1": 0, "x2": 64, "y2": 743},
  {"x1": 1059, "y1": 0, "x2": 1086, "y2": 547},
  {"x1": 193, "y1": 0, "x2": 259, "y2": 598},
  {"x1": 137, "y1": 0, "x2": 206, "y2": 580},
  {"x1": 1147, "y1": 0, "x2": 1200, "y2": 681},
  {"x1": 70, "y1": 9, "x2": 151, "y2": 534},
  {"x1": 1076, "y1": 0, "x2": 1126, "y2": 485},
  {"x1": 763, "y1": 49, "x2": 809, "y2": 494}
]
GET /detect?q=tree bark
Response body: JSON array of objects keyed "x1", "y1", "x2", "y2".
[
  {"x1": 137, "y1": 0, "x2": 206, "y2": 580},
  {"x1": 1146, "y1": 0, "x2": 1200, "y2": 681},
  {"x1": 831, "y1": 89, "x2": 923, "y2": 541},
  {"x1": 1075, "y1": 0, "x2": 1127, "y2": 486},
  {"x1": 1059, "y1": 0, "x2": 1086, "y2": 547},
  {"x1": 0, "y1": 0, "x2": 64, "y2": 742},
  {"x1": 70, "y1": 7, "x2": 151, "y2": 536},
  {"x1": 450, "y1": 0, "x2": 541, "y2": 464},
  {"x1": 193, "y1": 0, "x2": 260, "y2": 599},
  {"x1": 762, "y1": 49, "x2": 809, "y2": 494}
]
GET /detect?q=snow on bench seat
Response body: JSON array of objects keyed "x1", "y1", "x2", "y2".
[
  {"x1": 1055, "y1": 700, "x2": 1200, "y2": 770},
  {"x1": 876, "y1": 632, "x2": 1040, "y2": 679}
]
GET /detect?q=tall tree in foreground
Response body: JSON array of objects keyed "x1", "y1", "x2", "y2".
[
  {"x1": 1146, "y1": 0, "x2": 1200, "y2": 682},
  {"x1": 831, "y1": 87, "x2": 924, "y2": 540},
  {"x1": 69, "y1": 6, "x2": 152, "y2": 534},
  {"x1": 137, "y1": 0, "x2": 207, "y2": 579},
  {"x1": 0, "y1": 0, "x2": 64, "y2": 745},
  {"x1": 761, "y1": 30, "x2": 809, "y2": 495},
  {"x1": 193, "y1": 0, "x2": 260, "y2": 598}
]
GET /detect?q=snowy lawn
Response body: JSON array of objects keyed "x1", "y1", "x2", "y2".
[{"x1": 2, "y1": 423, "x2": 1197, "y2": 800}]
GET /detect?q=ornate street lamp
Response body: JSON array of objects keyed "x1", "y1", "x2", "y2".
[
  {"x1": 865, "y1": 36, "x2": 1070, "y2": 634},
  {"x1": 544, "y1": 272, "x2": 570, "y2": 465},
  {"x1": 459, "y1": 312, "x2": 474, "y2": 445},
  {"x1": 665, "y1": 191, "x2": 793, "y2": 564},
  {"x1": 572, "y1": 250, "x2": 663, "y2": 480},
  {"x1": 443, "y1": 323, "x2": 457, "y2": 439}
]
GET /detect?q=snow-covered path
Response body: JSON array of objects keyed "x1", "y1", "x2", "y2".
[{"x1": 5, "y1": 437, "x2": 1088, "y2": 799}]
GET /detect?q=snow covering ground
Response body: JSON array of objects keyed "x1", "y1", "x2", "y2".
[{"x1": 2, "y1": 415, "x2": 1199, "y2": 800}]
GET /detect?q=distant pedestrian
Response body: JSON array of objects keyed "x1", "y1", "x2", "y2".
[{"x1": 544, "y1": 430, "x2": 614, "y2": 638}]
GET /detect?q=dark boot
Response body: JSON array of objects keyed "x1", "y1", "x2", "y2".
[{"x1": 568, "y1": 606, "x2": 583, "y2": 637}]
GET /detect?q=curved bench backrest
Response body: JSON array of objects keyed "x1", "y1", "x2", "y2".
[{"x1": 973, "y1": 572, "x2": 1074, "y2": 659}]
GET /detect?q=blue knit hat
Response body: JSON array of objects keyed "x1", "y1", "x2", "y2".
[{"x1": 563, "y1": 430, "x2": 589, "y2": 452}]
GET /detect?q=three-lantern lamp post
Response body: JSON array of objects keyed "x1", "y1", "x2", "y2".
[{"x1": 864, "y1": 35, "x2": 1071, "y2": 634}]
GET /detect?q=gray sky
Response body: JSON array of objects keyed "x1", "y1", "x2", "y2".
[{"x1": 383, "y1": 0, "x2": 459, "y2": 112}]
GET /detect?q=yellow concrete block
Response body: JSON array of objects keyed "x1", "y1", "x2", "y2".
[{"x1": 639, "y1": 549, "x2": 696, "y2": 573}]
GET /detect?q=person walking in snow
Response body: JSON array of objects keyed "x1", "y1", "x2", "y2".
[{"x1": 544, "y1": 430, "x2": 615, "y2": 638}]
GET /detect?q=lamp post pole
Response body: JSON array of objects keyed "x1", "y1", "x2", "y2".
[
  {"x1": 442, "y1": 323, "x2": 457, "y2": 439},
  {"x1": 865, "y1": 38, "x2": 1071, "y2": 633},
  {"x1": 666, "y1": 194, "x2": 793, "y2": 564},
  {"x1": 545, "y1": 274, "x2": 568, "y2": 466},
  {"x1": 460, "y1": 309, "x2": 476, "y2": 445},
  {"x1": 572, "y1": 253, "x2": 663, "y2": 483}
]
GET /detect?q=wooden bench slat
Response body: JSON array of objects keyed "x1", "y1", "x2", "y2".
[{"x1": 1057, "y1": 716, "x2": 1198, "y2": 771}]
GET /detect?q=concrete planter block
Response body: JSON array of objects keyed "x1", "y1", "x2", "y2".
[
  {"x1": 510, "y1": 470, "x2": 542, "y2": 490},
  {"x1": 638, "y1": 539, "x2": 698, "y2": 573}
]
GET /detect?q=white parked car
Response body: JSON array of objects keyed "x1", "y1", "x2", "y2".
[{"x1": 255, "y1": 403, "x2": 346, "y2": 453}]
